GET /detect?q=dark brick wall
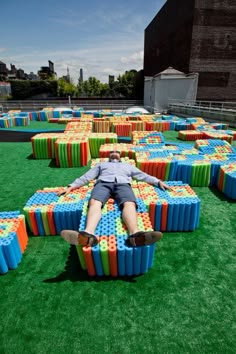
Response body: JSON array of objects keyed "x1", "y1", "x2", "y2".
[
  {"x1": 144, "y1": 0, "x2": 236, "y2": 101},
  {"x1": 144, "y1": 0, "x2": 195, "y2": 76},
  {"x1": 189, "y1": 0, "x2": 236, "y2": 100}
]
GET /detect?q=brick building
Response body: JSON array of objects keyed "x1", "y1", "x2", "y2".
[{"x1": 144, "y1": 0, "x2": 236, "y2": 101}]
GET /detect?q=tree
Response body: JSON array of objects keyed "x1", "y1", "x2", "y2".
[
  {"x1": 58, "y1": 78, "x2": 78, "y2": 97},
  {"x1": 78, "y1": 76, "x2": 103, "y2": 97},
  {"x1": 76, "y1": 70, "x2": 140, "y2": 98},
  {"x1": 115, "y1": 70, "x2": 137, "y2": 98},
  {"x1": 9, "y1": 80, "x2": 58, "y2": 99}
]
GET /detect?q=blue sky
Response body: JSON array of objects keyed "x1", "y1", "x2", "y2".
[{"x1": 0, "y1": 0, "x2": 166, "y2": 83}]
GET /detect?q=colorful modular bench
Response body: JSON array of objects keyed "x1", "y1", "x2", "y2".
[
  {"x1": 0, "y1": 211, "x2": 28, "y2": 274},
  {"x1": 23, "y1": 171, "x2": 201, "y2": 276}
]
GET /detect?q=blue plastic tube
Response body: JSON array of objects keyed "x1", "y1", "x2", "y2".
[
  {"x1": 92, "y1": 246, "x2": 104, "y2": 276},
  {"x1": 148, "y1": 244, "x2": 156, "y2": 268},
  {"x1": 11, "y1": 232, "x2": 22, "y2": 264},
  {"x1": 183, "y1": 200, "x2": 191, "y2": 231},
  {"x1": 182, "y1": 164, "x2": 189, "y2": 183},
  {"x1": 140, "y1": 246, "x2": 149, "y2": 274},
  {"x1": 172, "y1": 200, "x2": 180, "y2": 231},
  {"x1": 117, "y1": 244, "x2": 125, "y2": 276},
  {"x1": 0, "y1": 245, "x2": 8, "y2": 274},
  {"x1": 63, "y1": 208, "x2": 70, "y2": 230},
  {"x1": 196, "y1": 199, "x2": 201, "y2": 228},
  {"x1": 178, "y1": 201, "x2": 185, "y2": 231},
  {"x1": 125, "y1": 246, "x2": 133, "y2": 276},
  {"x1": 189, "y1": 200, "x2": 197, "y2": 231},
  {"x1": 155, "y1": 202, "x2": 162, "y2": 231},
  {"x1": 55, "y1": 209, "x2": 63, "y2": 234},
  {"x1": 133, "y1": 247, "x2": 142, "y2": 275},
  {"x1": 59, "y1": 208, "x2": 66, "y2": 230},
  {"x1": 167, "y1": 200, "x2": 174, "y2": 231},
  {"x1": 2, "y1": 238, "x2": 18, "y2": 269},
  {"x1": 194, "y1": 198, "x2": 200, "y2": 229},
  {"x1": 35, "y1": 209, "x2": 45, "y2": 236}
]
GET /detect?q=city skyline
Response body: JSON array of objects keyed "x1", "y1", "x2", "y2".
[{"x1": 0, "y1": 0, "x2": 166, "y2": 83}]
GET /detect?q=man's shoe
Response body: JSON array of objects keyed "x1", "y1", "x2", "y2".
[
  {"x1": 60, "y1": 230, "x2": 98, "y2": 246},
  {"x1": 127, "y1": 230, "x2": 163, "y2": 247}
]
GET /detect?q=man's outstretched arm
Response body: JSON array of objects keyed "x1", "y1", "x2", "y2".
[{"x1": 57, "y1": 165, "x2": 100, "y2": 196}]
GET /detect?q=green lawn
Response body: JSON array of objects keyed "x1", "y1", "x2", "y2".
[
  {"x1": 0, "y1": 120, "x2": 66, "y2": 131},
  {"x1": 0, "y1": 130, "x2": 235, "y2": 353}
]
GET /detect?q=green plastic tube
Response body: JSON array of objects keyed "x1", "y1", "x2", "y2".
[
  {"x1": 76, "y1": 246, "x2": 87, "y2": 270},
  {"x1": 41, "y1": 207, "x2": 50, "y2": 235},
  {"x1": 100, "y1": 244, "x2": 110, "y2": 275}
]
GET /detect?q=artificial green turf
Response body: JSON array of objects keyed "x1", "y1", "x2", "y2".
[
  {"x1": 0, "y1": 132, "x2": 236, "y2": 353},
  {"x1": 0, "y1": 120, "x2": 66, "y2": 131}
]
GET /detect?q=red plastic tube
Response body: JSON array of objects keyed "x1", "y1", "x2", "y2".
[{"x1": 108, "y1": 244, "x2": 118, "y2": 277}]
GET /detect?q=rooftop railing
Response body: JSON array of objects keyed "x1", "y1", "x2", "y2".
[
  {"x1": 168, "y1": 99, "x2": 236, "y2": 126},
  {"x1": 0, "y1": 99, "x2": 144, "y2": 112}
]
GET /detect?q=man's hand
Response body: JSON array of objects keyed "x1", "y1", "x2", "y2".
[
  {"x1": 158, "y1": 181, "x2": 172, "y2": 191},
  {"x1": 57, "y1": 186, "x2": 74, "y2": 196}
]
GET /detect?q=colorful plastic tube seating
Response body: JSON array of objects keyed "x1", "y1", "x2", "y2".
[{"x1": 0, "y1": 211, "x2": 28, "y2": 275}]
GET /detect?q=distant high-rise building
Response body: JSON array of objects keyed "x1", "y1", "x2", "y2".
[
  {"x1": 79, "y1": 68, "x2": 83, "y2": 82},
  {"x1": 38, "y1": 60, "x2": 56, "y2": 80},
  {"x1": 67, "y1": 66, "x2": 70, "y2": 83},
  {"x1": 144, "y1": 0, "x2": 236, "y2": 101},
  {"x1": 10, "y1": 64, "x2": 17, "y2": 74},
  {"x1": 108, "y1": 75, "x2": 115, "y2": 85},
  {"x1": 28, "y1": 72, "x2": 39, "y2": 80},
  {"x1": 16, "y1": 68, "x2": 25, "y2": 79},
  {"x1": 0, "y1": 61, "x2": 8, "y2": 80},
  {"x1": 48, "y1": 60, "x2": 54, "y2": 73}
]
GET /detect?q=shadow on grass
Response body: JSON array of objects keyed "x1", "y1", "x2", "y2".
[
  {"x1": 27, "y1": 153, "x2": 35, "y2": 160},
  {"x1": 26, "y1": 154, "x2": 58, "y2": 168},
  {"x1": 43, "y1": 245, "x2": 137, "y2": 283},
  {"x1": 209, "y1": 186, "x2": 236, "y2": 203},
  {"x1": 48, "y1": 159, "x2": 58, "y2": 168}
]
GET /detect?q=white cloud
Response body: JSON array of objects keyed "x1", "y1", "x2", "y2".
[
  {"x1": 120, "y1": 51, "x2": 144, "y2": 65},
  {"x1": 0, "y1": 48, "x2": 7, "y2": 53},
  {"x1": 1, "y1": 8, "x2": 146, "y2": 83},
  {"x1": 1, "y1": 39, "x2": 144, "y2": 83}
]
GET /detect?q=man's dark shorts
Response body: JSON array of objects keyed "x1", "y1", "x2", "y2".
[{"x1": 90, "y1": 181, "x2": 137, "y2": 208}]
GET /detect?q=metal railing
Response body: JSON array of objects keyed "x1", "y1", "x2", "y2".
[
  {"x1": 168, "y1": 99, "x2": 236, "y2": 112},
  {"x1": 0, "y1": 99, "x2": 144, "y2": 112},
  {"x1": 168, "y1": 99, "x2": 236, "y2": 126}
]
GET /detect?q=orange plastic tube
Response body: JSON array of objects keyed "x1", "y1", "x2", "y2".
[
  {"x1": 47, "y1": 207, "x2": 56, "y2": 235},
  {"x1": 218, "y1": 169, "x2": 224, "y2": 191},
  {"x1": 48, "y1": 138, "x2": 52, "y2": 159},
  {"x1": 55, "y1": 143, "x2": 59, "y2": 166},
  {"x1": 100, "y1": 235, "x2": 108, "y2": 242},
  {"x1": 15, "y1": 222, "x2": 25, "y2": 252},
  {"x1": 18, "y1": 217, "x2": 28, "y2": 251},
  {"x1": 149, "y1": 202, "x2": 156, "y2": 229},
  {"x1": 83, "y1": 246, "x2": 96, "y2": 276},
  {"x1": 67, "y1": 142, "x2": 72, "y2": 167},
  {"x1": 161, "y1": 202, "x2": 168, "y2": 231},
  {"x1": 162, "y1": 162, "x2": 167, "y2": 181},
  {"x1": 80, "y1": 141, "x2": 85, "y2": 166},
  {"x1": 29, "y1": 209, "x2": 39, "y2": 236}
]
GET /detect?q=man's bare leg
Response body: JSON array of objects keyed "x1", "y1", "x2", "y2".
[
  {"x1": 121, "y1": 201, "x2": 139, "y2": 235},
  {"x1": 84, "y1": 199, "x2": 103, "y2": 234}
]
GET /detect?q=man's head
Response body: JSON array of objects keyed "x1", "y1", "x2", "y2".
[{"x1": 109, "y1": 150, "x2": 121, "y2": 162}]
